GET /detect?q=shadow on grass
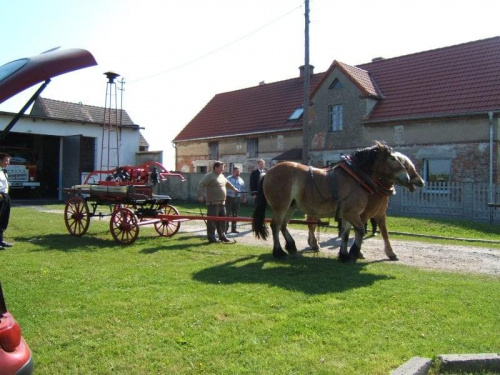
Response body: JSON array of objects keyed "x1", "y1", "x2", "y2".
[
  {"x1": 192, "y1": 253, "x2": 394, "y2": 295},
  {"x1": 19, "y1": 233, "x2": 119, "y2": 252},
  {"x1": 138, "y1": 234, "x2": 230, "y2": 254}
]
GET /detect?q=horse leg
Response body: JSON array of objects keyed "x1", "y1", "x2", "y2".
[
  {"x1": 340, "y1": 213, "x2": 366, "y2": 261},
  {"x1": 338, "y1": 220, "x2": 351, "y2": 262},
  {"x1": 270, "y1": 222, "x2": 288, "y2": 259},
  {"x1": 307, "y1": 215, "x2": 320, "y2": 252},
  {"x1": 348, "y1": 222, "x2": 366, "y2": 261},
  {"x1": 377, "y1": 215, "x2": 398, "y2": 260},
  {"x1": 281, "y1": 208, "x2": 298, "y2": 256}
]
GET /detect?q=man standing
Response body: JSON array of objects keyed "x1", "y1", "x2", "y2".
[
  {"x1": 249, "y1": 159, "x2": 266, "y2": 202},
  {"x1": 197, "y1": 161, "x2": 239, "y2": 244},
  {"x1": 0, "y1": 153, "x2": 13, "y2": 249},
  {"x1": 225, "y1": 167, "x2": 246, "y2": 234}
]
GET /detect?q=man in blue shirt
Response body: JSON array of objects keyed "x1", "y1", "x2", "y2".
[{"x1": 225, "y1": 167, "x2": 246, "y2": 233}]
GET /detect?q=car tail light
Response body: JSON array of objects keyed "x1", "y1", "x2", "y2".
[{"x1": 0, "y1": 313, "x2": 22, "y2": 352}]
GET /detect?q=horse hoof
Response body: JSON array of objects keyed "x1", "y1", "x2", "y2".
[
  {"x1": 389, "y1": 255, "x2": 398, "y2": 261},
  {"x1": 338, "y1": 253, "x2": 350, "y2": 262},
  {"x1": 273, "y1": 250, "x2": 288, "y2": 259}
]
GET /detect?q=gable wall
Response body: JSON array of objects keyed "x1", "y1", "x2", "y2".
[{"x1": 308, "y1": 70, "x2": 370, "y2": 159}]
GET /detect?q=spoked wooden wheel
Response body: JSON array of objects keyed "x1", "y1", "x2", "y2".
[
  {"x1": 110, "y1": 207, "x2": 139, "y2": 244},
  {"x1": 64, "y1": 196, "x2": 90, "y2": 237},
  {"x1": 154, "y1": 204, "x2": 181, "y2": 237}
]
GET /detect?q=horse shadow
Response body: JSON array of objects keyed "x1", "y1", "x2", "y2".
[{"x1": 192, "y1": 253, "x2": 394, "y2": 295}]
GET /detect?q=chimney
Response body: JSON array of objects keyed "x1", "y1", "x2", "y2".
[
  {"x1": 371, "y1": 57, "x2": 384, "y2": 62},
  {"x1": 299, "y1": 65, "x2": 314, "y2": 82}
]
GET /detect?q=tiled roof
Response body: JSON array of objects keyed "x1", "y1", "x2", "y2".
[
  {"x1": 173, "y1": 73, "x2": 325, "y2": 142},
  {"x1": 312, "y1": 60, "x2": 383, "y2": 99},
  {"x1": 174, "y1": 36, "x2": 500, "y2": 142},
  {"x1": 139, "y1": 132, "x2": 149, "y2": 148},
  {"x1": 30, "y1": 97, "x2": 136, "y2": 126},
  {"x1": 357, "y1": 36, "x2": 500, "y2": 121}
]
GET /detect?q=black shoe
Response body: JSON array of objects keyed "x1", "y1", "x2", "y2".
[
  {"x1": 219, "y1": 237, "x2": 231, "y2": 243},
  {"x1": 208, "y1": 238, "x2": 220, "y2": 244},
  {"x1": 0, "y1": 246, "x2": 4, "y2": 251},
  {"x1": 0, "y1": 241, "x2": 13, "y2": 247},
  {"x1": 231, "y1": 230, "x2": 239, "y2": 234}
]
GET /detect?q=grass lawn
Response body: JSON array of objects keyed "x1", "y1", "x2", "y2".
[{"x1": 1, "y1": 206, "x2": 499, "y2": 374}]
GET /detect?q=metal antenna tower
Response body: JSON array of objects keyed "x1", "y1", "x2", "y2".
[{"x1": 100, "y1": 71, "x2": 122, "y2": 175}]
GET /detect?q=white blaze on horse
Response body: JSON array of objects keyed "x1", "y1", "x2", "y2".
[{"x1": 252, "y1": 142, "x2": 410, "y2": 261}]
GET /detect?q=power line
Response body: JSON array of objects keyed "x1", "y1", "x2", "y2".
[{"x1": 128, "y1": 4, "x2": 303, "y2": 84}]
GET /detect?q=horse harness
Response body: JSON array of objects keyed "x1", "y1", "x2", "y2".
[
  {"x1": 307, "y1": 157, "x2": 396, "y2": 206},
  {"x1": 337, "y1": 156, "x2": 395, "y2": 196}
]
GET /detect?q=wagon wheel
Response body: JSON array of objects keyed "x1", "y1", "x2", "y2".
[
  {"x1": 110, "y1": 207, "x2": 139, "y2": 244},
  {"x1": 64, "y1": 196, "x2": 90, "y2": 237},
  {"x1": 154, "y1": 204, "x2": 181, "y2": 237}
]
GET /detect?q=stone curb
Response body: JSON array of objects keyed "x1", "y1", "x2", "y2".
[
  {"x1": 437, "y1": 353, "x2": 500, "y2": 373},
  {"x1": 391, "y1": 353, "x2": 500, "y2": 374},
  {"x1": 390, "y1": 357, "x2": 432, "y2": 375}
]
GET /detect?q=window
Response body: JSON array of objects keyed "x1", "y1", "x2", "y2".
[
  {"x1": 208, "y1": 141, "x2": 218, "y2": 160},
  {"x1": 288, "y1": 107, "x2": 303, "y2": 121},
  {"x1": 329, "y1": 105, "x2": 343, "y2": 132},
  {"x1": 423, "y1": 159, "x2": 451, "y2": 182},
  {"x1": 329, "y1": 78, "x2": 343, "y2": 90},
  {"x1": 247, "y1": 138, "x2": 258, "y2": 158},
  {"x1": 197, "y1": 166, "x2": 207, "y2": 173}
]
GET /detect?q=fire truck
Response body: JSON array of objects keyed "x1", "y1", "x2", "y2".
[{"x1": 0, "y1": 147, "x2": 39, "y2": 191}]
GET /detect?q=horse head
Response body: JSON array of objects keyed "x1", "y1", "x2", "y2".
[
  {"x1": 393, "y1": 151, "x2": 425, "y2": 191},
  {"x1": 368, "y1": 142, "x2": 410, "y2": 186}
]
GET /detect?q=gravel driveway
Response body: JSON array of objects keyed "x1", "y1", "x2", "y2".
[{"x1": 181, "y1": 220, "x2": 500, "y2": 276}]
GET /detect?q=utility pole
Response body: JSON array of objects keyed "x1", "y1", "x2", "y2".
[{"x1": 302, "y1": 0, "x2": 310, "y2": 165}]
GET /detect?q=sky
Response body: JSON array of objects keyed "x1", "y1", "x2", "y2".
[{"x1": 1, "y1": 0, "x2": 498, "y2": 170}]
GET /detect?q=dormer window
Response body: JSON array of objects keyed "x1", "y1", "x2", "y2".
[
  {"x1": 288, "y1": 107, "x2": 303, "y2": 121},
  {"x1": 329, "y1": 79, "x2": 343, "y2": 90}
]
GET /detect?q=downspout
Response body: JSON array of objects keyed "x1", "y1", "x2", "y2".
[{"x1": 488, "y1": 112, "x2": 494, "y2": 203}]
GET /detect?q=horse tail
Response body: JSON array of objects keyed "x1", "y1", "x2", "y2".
[{"x1": 252, "y1": 176, "x2": 269, "y2": 240}]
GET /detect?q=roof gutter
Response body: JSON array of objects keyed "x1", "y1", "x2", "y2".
[
  {"x1": 362, "y1": 110, "x2": 500, "y2": 125},
  {"x1": 173, "y1": 126, "x2": 301, "y2": 143}
]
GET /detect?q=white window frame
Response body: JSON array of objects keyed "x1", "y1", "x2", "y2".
[{"x1": 329, "y1": 104, "x2": 343, "y2": 132}]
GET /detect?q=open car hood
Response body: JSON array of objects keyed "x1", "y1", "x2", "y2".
[{"x1": 0, "y1": 48, "x2": 97, "y2": 104}]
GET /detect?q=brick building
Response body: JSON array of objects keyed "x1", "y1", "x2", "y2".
[{"x1": 173, "y1": 36, "x2": 500, "y2": 185}]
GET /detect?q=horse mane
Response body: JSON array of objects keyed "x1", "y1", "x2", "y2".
[{"x1": 350, "y1": 142, "x2": 392, "y2": 174}]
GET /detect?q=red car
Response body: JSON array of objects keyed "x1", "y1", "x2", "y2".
[
  {"x1": 0, "y1": 48, "x2": 97, "y2": 374},
  {"x1": 0, "y1": 284, "x2": 33, "y2": 375}
]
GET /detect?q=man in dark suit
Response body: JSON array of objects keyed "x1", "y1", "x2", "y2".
[{"x1": 250, "y1": 159, "x2": 266, "y2": 202}]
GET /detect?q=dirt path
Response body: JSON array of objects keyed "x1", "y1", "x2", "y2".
[{"x1": 180, "y1": 221, "x2": 500, "y2": 276}]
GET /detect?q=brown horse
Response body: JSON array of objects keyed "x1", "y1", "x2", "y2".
[
  {"x1": 252, "y1": 142, "x2": 410, "y2": 261},
  {"x1": 393, "y1": 151, "x2": 425, "y2": 191},
  {"x1": 306, "y1": 150, "x2": 425, "y2": 260}
]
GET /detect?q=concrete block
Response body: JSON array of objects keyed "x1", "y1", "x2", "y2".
[
  {"x1": 391, "y1": 356, "x2": 432, "y2": 375},
  {"x1": 437, "y1": 353, "x2": 500, "y2": 373}
]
